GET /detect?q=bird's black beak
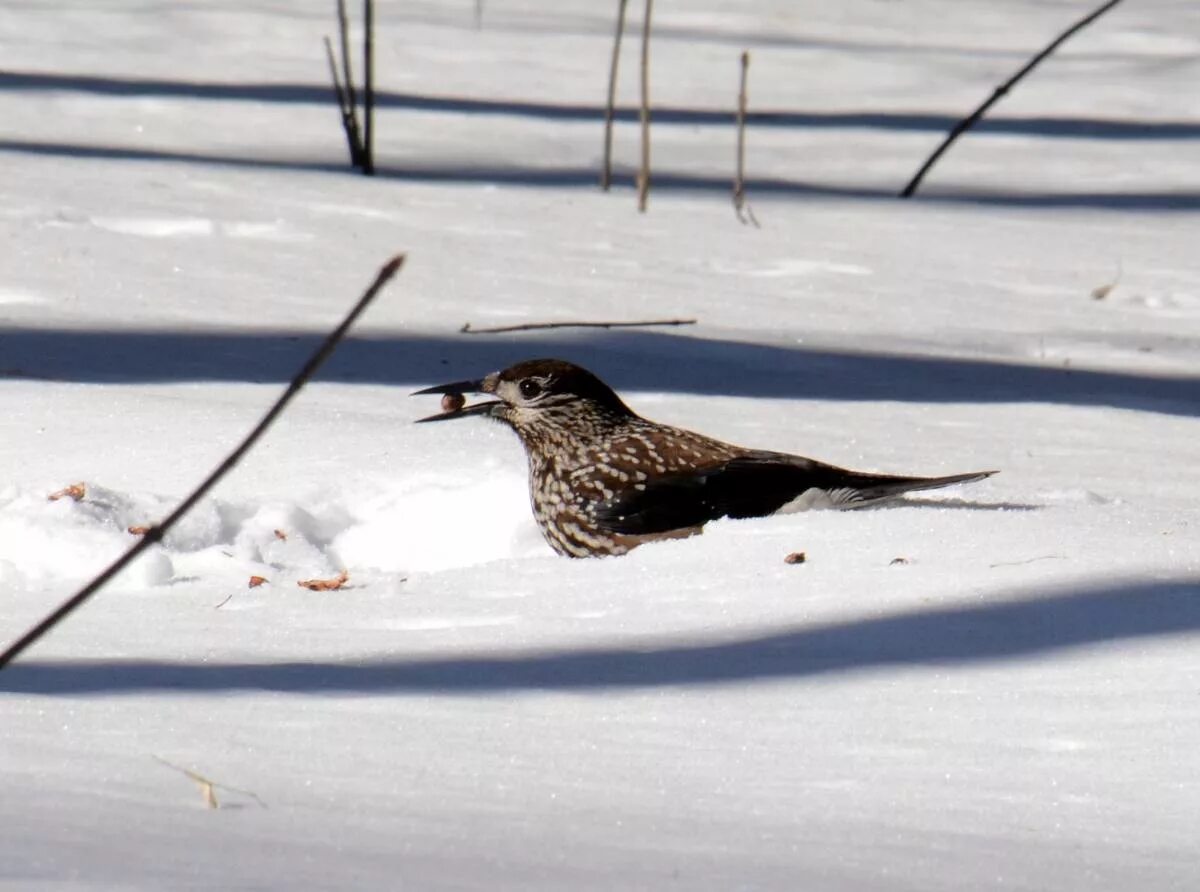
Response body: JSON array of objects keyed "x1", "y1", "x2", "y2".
[
  {"x1": 412, "y1": 378, "x2": 483, "y2": 397},
  {"x1": 411, "y1": 378, "x2": 503, "y2": 423}
]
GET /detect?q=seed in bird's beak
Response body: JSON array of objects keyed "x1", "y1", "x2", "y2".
[{"x1": 441, "y1": 392, "x2": 466, "y2": 413}]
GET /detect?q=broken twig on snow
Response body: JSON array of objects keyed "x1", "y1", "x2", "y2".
[
  {"x1": 153, "y1": 756, "x2": 269, "y2": 810},
  {"x1": 988, "y1": 555, "x2": 1066, "y2": 569},
  {"x1": 1091, "y1": 261, "x2": 1122, "y2": 300},
  {"x1": 460, "y1": 318, "x2": 695, "y2": 334}
]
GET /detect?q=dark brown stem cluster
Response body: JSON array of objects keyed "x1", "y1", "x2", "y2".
[{"x1": 325, "y1": 0, "x2": 376, "y2": 175}]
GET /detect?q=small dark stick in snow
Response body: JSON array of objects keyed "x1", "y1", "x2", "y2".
[
  {"x1": 1091, "y1": 262, "x2": 1122, "y2": 300},
  {"x1": 784, "y1": 551, "x2": 806, "y2": 565}
]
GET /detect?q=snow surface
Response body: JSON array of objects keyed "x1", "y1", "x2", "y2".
[{"x1": 1, "y1": 1, "x2": 1198, "y2": 888}]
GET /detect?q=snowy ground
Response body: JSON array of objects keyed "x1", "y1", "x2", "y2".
[{"x1": 1, "y1": 1, "x2": 1198, "y2": 889}]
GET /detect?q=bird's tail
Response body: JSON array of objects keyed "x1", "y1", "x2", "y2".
[{"x1": 841, "y1": 469, "x2": 998, "y2": 507}]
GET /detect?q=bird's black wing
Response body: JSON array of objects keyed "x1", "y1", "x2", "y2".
[
  {"x1": 591, "y1": 454, "x2": 837, "y2": 535},
  {"x1": 593, "y1": 453, "x2": 995, "y2": 536}
]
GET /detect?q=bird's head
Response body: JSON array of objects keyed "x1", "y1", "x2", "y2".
[{"x1": 413, "y1": 358, "x2": 634, "y2": 431}]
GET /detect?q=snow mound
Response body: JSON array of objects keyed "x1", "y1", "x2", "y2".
[
  {"x1": 0, "y1": 472, "x2": 540, "y2": 592},
  {"x1": 332, "y1": 472, "x2": 541, "y2": 573}
]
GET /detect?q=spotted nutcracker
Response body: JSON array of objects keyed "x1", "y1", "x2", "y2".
[{"x1": 415, "y1": 358, "x2": 995, "y2": 558}]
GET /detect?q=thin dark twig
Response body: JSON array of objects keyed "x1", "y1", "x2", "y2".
[
  {"x1": 601, "y1": 0, "x2": 631, "y2": 191},
  {"x1": 733, "y1": 50, "x2": 759, "y2": 227},
  {"x1": 636, "y1": 0, "x2": 653, "y2": 212},
  {"x1": 323, "y1": 35, "x2": 363, "y2": 167},
  {"x1": 362, "y1": 0, "x2": 376, "y2": 175},
  {"x1": 900, "y1": 0, "x2": 1125, "y2": 198},
  {"x1": 460, "y1": 317, "x2": 695, "y2": 335},
  {"x1": 336, "y1": 0, "x2": 363, "y2": 165},
  {"x1": 0, "y1": 255, "x2": 406, "y2": 671}
]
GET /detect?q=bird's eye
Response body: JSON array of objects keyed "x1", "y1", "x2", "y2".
[{"x1": 518, "y1": 379, "x2": 542, "y2": 399}]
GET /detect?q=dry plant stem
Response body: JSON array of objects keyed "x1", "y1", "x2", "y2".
[
  {"x1": 733, "y1": 50, "x2": 760, "y2": 227},
  {"x1": 601, "y1": 0, "x2": 631, "y2": 191},
  {"x1": 636, "y1": 0, "x2": 653, "y2": 212},
  {"x1": 460, "y1": 317, "x2": 695, "y2": 334},
  {"x1": 733, "y1": 51, "x2": 748, "y2": 210},
  {"x1": 988, "y1": 555, "x2": 1066, "y2": 569},
  {"x1": 336, "y1": 0, "x2": 362, "y2": 165},
  {"x1": 324, "y1": 36, "x2": 363, "y2": 167},
  {"x1": 153, "y1": 756, "x2": 269, "y2": 810},
  {"x1": 362, "y1": 0, "x2": 376, "y2": 175},
  {"x1": 900, "y1": 0, "x2": 1125, "y2": 198},
  {"x1": 0, "y1": 255, "x2": 407, "y2": 671}
]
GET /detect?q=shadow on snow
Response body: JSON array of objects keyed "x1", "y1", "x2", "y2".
[
  {"x1": 2, "y1": 138, "x2": 1197, "y2": 212},
  {"x1": 2, "y1": 327, "x2": 1197, "y2": 418},
  {"x1": 4, "y1": 70, "x2": 1199, "y2": 141},
  {"x1": 4, "y1": 577, "x2": 1197, "y2": 695}
]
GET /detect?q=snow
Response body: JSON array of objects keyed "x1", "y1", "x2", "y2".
[{"x1": 1, "y1": 0, "x2": 1198, "y2": 888}]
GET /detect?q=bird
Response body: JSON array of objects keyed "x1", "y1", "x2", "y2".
[{"x1": 414, "y1": 358, "x2": 996, "y2": 558}]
